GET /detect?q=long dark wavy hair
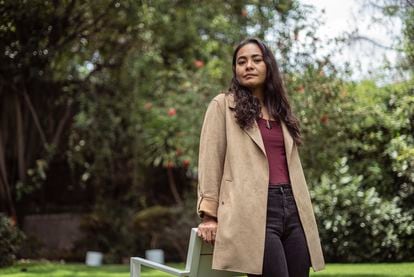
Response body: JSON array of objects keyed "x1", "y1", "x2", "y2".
[{"x1": 227, "y1": 37, "x2": 302, "y2": 146}]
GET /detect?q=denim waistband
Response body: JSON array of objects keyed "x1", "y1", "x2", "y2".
[{"x1": 268, "y1": 183, "x2": 292, "y2": 194}]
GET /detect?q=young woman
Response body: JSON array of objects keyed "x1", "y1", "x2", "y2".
[{"x1": 196, "y1": 38, "x2": 325, "y2": 277}]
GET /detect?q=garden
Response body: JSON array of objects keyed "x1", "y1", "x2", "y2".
[{"x1": 0, "y1": 0, "x2": 413, "y2": 276}]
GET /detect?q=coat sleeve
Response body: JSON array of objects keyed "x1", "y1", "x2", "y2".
[{"x1": 197, "y1": 98, "x2": 226, "y2": 219}]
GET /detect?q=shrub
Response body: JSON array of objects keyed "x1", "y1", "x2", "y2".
[
  {"x1": 312, "y1": 158, "x2": 414, "y2": 262},
  {"x1": 73, "y1": 202, "x2": 141, "y2": 264},
  {"x1": 0, "y1": 214, "x2": 25, "y2": 267}
]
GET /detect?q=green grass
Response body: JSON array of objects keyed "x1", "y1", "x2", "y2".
[
  {"x1": 313, "y1": 263, "x2": 414, "y2": 276},
  {"x1": 0, "y1": 262, "x2": 127, "y2": 277},
  {"x1": 0, "y1": 262, "x2": 413, "y2": 277}
]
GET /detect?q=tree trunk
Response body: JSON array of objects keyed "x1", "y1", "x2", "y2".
[
  {"x1": 0, "y1": 131, "x2": 17, "y2": 223},
  {"x1": 167, "y1": 167, "x2": 182, "y2": 205},
  {"x1": 15, "y1": 97, "x2": 26, "y2": 182},
  {"x1": 23, "y1": 89, "x2": 47, "y2": 146}
]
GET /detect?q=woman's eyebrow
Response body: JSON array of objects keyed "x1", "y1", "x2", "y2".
[{"x1": 237, "y1": 54, "x2": 263, "y2": 60}]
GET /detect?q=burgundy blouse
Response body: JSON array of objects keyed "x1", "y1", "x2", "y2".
[{"x1": 256, "y1": 117, "x2": 291, "y2": 185}]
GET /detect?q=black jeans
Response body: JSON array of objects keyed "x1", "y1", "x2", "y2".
[{"x1": 248, "y1": 184, "x2": 311, "y2": 277}]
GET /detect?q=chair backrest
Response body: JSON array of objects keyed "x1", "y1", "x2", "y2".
[{"x1": 185, "y1": 228, "x2": 243, "y2": 277}]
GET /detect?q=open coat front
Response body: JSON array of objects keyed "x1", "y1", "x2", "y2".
[{"x1": 196, "y1": 92, "x2": 325, "y2": 275}]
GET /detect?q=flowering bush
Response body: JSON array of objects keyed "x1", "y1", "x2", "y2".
[{"x1": 0, "y1": 215, "x2": 25, "y2": 267}]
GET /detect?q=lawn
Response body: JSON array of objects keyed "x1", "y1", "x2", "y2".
[{"x1": 0, "y1": 262, "x2": 413, "y2": 277}]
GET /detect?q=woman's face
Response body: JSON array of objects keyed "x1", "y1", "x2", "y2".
[{"x1": 235, "y1": 43, "x2": 267, "y2": 91}]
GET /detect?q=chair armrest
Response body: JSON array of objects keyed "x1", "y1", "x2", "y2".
[{"x1": 130, "y1": 257, "x2": 190, "y2": 276}]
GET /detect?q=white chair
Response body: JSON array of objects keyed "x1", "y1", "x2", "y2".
[{"x1": 130, "y1": 228, "x2": 244, "y2": 277}]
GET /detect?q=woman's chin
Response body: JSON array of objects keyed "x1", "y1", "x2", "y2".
[
  {"x1": 240, "y1": 81, "x2": 256, "y2": 88},
  {"x1": 243, "y1": 84, "x2": 261, "y2": 91}
]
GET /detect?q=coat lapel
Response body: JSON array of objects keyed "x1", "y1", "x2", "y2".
[
  {"x1": 226, "y1": 92, "x2": 293, "y2": 162},
  {"x1": 281, "y1": 121, "x2": 294, "y2": 166},
  {"x1": 227, "y1": 93, "x2": 267, "y2": 157},
  {"x1": 246, "y1": 120, "x2": 294, "y2": 166},
  {"x1": 244, "y1": 122, "x2": 267, "y2": 157}
]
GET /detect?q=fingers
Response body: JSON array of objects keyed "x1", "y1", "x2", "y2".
[
  {"x1": 209, "y1": 230, "x2": 216, "y2": 245},
  {"x1": 203, "y1": 230, "x2": 215, "y2": 244},
  {"x1": 197, "y1": 222, "x2": 217, "y2": 245}
]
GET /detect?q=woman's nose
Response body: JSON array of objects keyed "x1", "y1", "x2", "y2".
[{"x1": 246, "y1": 59, "x2": 254, "y2": 69}]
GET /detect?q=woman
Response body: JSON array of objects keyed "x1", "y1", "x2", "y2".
[{"x1": 196, "y1": 37, "x2": 325, "y2": 277}]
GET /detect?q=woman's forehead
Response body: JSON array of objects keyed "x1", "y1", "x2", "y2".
[{"x1": 236, "y1": 43, "x2": 263, "y2": 59}]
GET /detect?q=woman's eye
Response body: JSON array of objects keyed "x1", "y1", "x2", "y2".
[
  {"x1": 238, "y1": 60, "x2": 246, "y2": 65},
  {"x1": 254, "y1": 59, "x2": 262, "y2": 63}
]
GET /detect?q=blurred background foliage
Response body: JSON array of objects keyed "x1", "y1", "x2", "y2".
[{"x1": 0, "y1": 0, "x2": 413, "y2": 266}]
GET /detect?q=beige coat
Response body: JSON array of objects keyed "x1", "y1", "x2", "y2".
[{"x1": 196, "y1": 92, "x2": 325, "y2": 275}]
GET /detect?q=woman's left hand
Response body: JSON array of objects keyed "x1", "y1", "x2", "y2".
[{"x1": 197, "y1": 215, "x2": 218, "y2": 245}]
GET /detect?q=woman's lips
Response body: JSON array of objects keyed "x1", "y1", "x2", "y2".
[{"x1": 244, "y1": 74, "x2": 257, "y2": 79}]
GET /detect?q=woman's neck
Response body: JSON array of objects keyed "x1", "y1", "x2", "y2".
[{"x1": 252, "y1": 88, "x2": 265, "y2": 105}]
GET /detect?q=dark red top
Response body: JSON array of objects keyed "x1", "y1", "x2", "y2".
[{"x1": 256, "y1": 117, "x2": 290, "y2": 185}]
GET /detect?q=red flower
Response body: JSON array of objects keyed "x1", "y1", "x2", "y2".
[
  {"x1": 168, "y1": 108, "x2": 176, "y2": 116},
  {"x1": 183, "y1": 159, "x2": 190, "y2": 168},
  {"x1": 144, "y1": 102, "x2": 153, "y2": 110},
  {"x1": 166, "y1": 161, "x2": 175, "y2": 168},
  {"x1": 193, "y1": 59, "x2": 205, "y2": 68},
  {"x1": 320, "y1": 114, "x2": 329, "y2": 125},
  {"x1": 241, "y1": 8, "x2": 248, "y2": 17},
  {"x1": 296, "y1": 85, "x2": 305, "y2": 94}
]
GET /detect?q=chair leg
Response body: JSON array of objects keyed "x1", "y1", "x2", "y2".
[{"x1": 130, "y1": 259, "x2": 141, "y2": 277}]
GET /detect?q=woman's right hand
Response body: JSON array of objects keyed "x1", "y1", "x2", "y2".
[{"x1": 197, "y1": 215, "x2": 218, "y2": 245}]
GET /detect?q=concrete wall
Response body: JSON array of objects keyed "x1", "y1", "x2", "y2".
[{"x1": 22, "y1": 213, "x2": 84, "y2": 259}]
